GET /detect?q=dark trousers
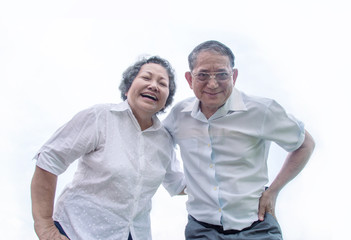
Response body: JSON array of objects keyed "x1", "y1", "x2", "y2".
[
  {"x1": 54, "y1": 221, "x2": 70, "y2": 239},
  {"x1": 54, "y1": 221, "x2": 133, "y2": 240},
  {"x1": 185, "y1": 214, "x2": 283, "y2": 240}
]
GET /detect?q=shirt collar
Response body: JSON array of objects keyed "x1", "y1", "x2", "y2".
[
  {"x1": 110, "y1": 100, "x2": 130, "y2": 112},
  {"x1": 225, "y1": 87, "x2": 247, "y2": 112},
  {"x1": 181, "y1": 87, "x2": 247, "y2": 115},
  {"x1": 110, "y1": 100, "x2": 162, "y2": 131}
]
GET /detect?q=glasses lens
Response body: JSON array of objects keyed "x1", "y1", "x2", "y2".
[
  {"x1": 216, "y1": 72, "x2": 229, "y2": 81},
  {"x1": 194, "y1": 72, "x2": 231, "y2": 81},
  {"x1": 196, "y1": 73, "x2": 209, "y2": 81}
]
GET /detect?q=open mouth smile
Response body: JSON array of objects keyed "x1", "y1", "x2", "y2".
[{"x1": 141, "y1": 93, "x2": 158, "y2": 101}]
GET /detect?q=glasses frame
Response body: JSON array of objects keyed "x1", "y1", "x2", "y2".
[{"x1": 191, "y1": 71, "x2": 233, "y2": 82}]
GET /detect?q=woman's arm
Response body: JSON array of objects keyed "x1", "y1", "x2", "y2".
[{"x1": 31, "y1": 166, "x2": 69, "y2": 240}]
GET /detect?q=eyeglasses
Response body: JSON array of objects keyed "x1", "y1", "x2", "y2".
[{"x1": 192, "y1": 71, "x2": 232, "y2": 82}]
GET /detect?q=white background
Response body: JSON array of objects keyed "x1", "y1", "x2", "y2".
[{"x1": 1, "y1": 0, "x2": 350, "y2": 239}]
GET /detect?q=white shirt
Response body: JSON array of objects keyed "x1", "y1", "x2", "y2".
[
  {"x1": 163, "y1": 88, "x2": 305, "y2": 231},
  {"x1": 34, "y1": 101, "x2": 185, "y2": 240}
]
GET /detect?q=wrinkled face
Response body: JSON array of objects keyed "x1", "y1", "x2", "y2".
[
  {"x1": 126, "y1": 63, "x2": 169, "y2": 118},
  {"x1": 186, "y1": 51, "x2": 237, "y2": 118}
]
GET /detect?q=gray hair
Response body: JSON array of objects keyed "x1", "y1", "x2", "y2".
[
  {"x1": 188, "y1": 40, "x2": 235, "y2": 71},
  {"x1": 119, "y1": 56, "x2": 176, "y2": 114}
]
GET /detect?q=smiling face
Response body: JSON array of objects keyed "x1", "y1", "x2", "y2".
[
  {"x1": 186, "y1": 51, "x2": 238, "y2": 118},
  {"x1": 126, "y1": 63, "x2": 170, "y2": 121}
]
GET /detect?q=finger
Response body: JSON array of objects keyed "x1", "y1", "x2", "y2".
[{"x1": 258, "y1": 205, "x2": 266, "y2": 221}]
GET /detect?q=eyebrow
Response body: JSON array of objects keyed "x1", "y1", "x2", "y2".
[
  {"x1": 142, "y1": 70, "x2": 168, "y2": 80},
  {"x1": 141, "y1": 70, "x2": 152, "y2": 75},
  {"x1": 197, "y1": 69, "x2": 228, "y2": 73}
]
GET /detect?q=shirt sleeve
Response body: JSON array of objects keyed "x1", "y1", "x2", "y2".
[
  {"x1": 34, "y1": 106, "x2": 101, "y2": 175},
  {"x1": 260, "y1": 100, "x2": 305, "y2": 152},
  {"x1": 162, "y1": 139, "x2": 186, "y2": 196},
  {"x1": 162, "y1": 108, "x2": 175, "y2": 136}
]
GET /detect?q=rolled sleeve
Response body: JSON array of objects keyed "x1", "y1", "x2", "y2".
[
  {"x1": 162, "y1": 147, "x2": 185, "y2": 196},
  {"x1": 33, "y1": 106, "x2": 100, "y2": 175},
  {"x1": 261, "y1": 100, "x2": 305, "y2": 152}
]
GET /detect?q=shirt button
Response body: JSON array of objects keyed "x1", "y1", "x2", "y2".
[
  {"x1": 219, "y1": 208, "x2": 222, "y2": 212},
  {"x1": 209, "y1": 164, "x2": 213, "y2": 168},
  {"x1": 207, "y1": 143, "x2": 210, "y2": 147},
  {"x1": 214, "y1": 187, "x2": 217, "y2": 191}
]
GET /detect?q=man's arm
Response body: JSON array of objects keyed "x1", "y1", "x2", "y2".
[
  {"x1": 31, "y1": 166, "x2": 69, "y2": 240},
  {"x1": 258, "y1": 130, "x2": 315, "y2": 221}
]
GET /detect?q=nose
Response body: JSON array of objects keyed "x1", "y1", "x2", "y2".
[
  {"x1": 206, "y1": 78, "x2": 218, "y2": 89},
  {"x1": 148, "y1": 80, "x2": 159, "y2": 91}
]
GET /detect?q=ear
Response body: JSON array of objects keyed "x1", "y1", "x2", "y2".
[
  {"x1": 185, "y1": 72, "x2": 193, "y2": 89},
  {"x1": 232, "y1": 69, "x2": 238, "y2": 86}
]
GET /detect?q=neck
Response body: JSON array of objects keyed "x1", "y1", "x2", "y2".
[
  {"x1": 200, "y1": 103, "x2": 220, "y2": 119},
  {"x1": 138, "y1": 119, "x2": 153, "y2": 131},
  {"x1": 132, "y1": 111, "x2": 153, "y2": 130},
  {"x1": 203, "y1": 110, "x2": 216, "y2": 119}
]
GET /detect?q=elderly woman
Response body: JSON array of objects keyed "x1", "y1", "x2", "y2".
[{"x1": 31, "y1": 56, "x2": 185, "y2": 240}]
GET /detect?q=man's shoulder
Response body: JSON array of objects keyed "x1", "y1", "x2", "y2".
[
  {"x1": 240, "y1": 91, "x2": 276, "y2": 108},
  {"x1": 171, "y1": 97, "x2": 197, "y2": 112},
  {"x1": 163, "y1": 97, "x2": 196, "y2": 128}
]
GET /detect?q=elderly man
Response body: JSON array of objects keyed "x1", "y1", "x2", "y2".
[{"x1": 163, "y1": 40, "x2": 315, "y2": 240}]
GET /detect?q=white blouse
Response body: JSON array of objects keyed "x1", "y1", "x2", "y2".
[{"x1": 35, "y1": 101, "x2": 185, "y2": 240}]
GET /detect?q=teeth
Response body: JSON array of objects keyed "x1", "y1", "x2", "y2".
[{"x1": 141, "y1": 93, "x2": 157, "y2": 100}]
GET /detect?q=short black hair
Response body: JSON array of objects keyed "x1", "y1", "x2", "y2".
[{"x1": 188, "y1": 40, "x2": 235, "y2": 71}]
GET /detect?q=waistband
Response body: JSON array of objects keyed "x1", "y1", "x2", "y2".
[{"x1": 190, "y1": 215, "x2": 258, "y2": 234}]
